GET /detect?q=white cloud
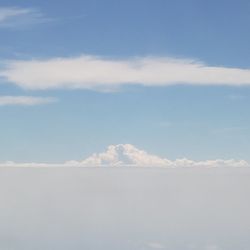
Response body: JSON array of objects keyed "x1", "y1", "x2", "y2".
[
  {"x1": 80, "y1": 144, "x2": 170, "y2": 167},
  {"x1": 0, "y1": 144, "x2": 249, "y2": 168},
  {"x1": 0, "y1": 96, "x2": 57, "y2": 106},
  {"x1": 1, "y1": 55, "x2": 250, "y2": 91},
  {"x1": 0, "y1": 7, "x2": 50, "y2": 27},
  {"x1": 0, "y1": 161, "x2": 62, "y2": 168},
  {"x1": 80, "y1": 144, "x2": 169, "y2": 167},
  {"x1": 78, "y1": 144, "x2": 249, "y2": 168}
]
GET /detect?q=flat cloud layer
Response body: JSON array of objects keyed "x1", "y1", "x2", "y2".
[
  {"x1": 1, "y1": 55, "x2": 250, "y2": 91},
  {"x1": 0, "y1": 144, "x2": 249, "y2": 168},
  {"x1": 0, "y1": 96, "x2": 57, "y2": 106}
]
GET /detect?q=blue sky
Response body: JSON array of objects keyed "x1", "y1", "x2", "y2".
[{"x1": 0, "y1": 0, "x2": 250, "y2": 162}]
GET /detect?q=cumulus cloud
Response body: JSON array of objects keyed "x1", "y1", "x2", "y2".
[
  {"x1": 80, "y1": 144, "x2": 169, "y2": 167},
  {"x1": 0, "y1": 96, "x2": 57, "y2": 106},
  {"x1": 1, "y1": 55, "x2": 250, "y2": 91},
  {"x1": 78, "y1": 144, "x2": 249, "y2": 168},
  {"x1": 0, "y1": 7, "x2": 50, "y2": 27},
  {"x1": 0, "y1": 144, "x2": 249, "y2": 168}
]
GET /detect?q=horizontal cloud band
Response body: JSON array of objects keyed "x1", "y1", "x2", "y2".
[
  {"x1": 0, "y1": 144, "x2": 249, "y2": 168},
  {"x1": 0, "y1": 96, "x2": 57, "y2": 106},
  {"x1": 1, "y1": 55, "x2": 250, "y2": 91}
]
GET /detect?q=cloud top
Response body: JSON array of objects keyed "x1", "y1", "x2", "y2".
[
  {"x1": 79, "y1": 144, "x2": 249, "y2": 168},
  {"x1": 1, "y1": 55, "x2": 250, "y2": 91},
  {"x1": 81, "y1": 144, "x2": 169, "y2": 167},
  {"x1": 1, "y1": 144, "x2": 248, "y2": 168}
]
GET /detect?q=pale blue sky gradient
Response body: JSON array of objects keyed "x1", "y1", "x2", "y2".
[{"x1": 0, "y1": 0, "x2": 250, "y2": 162}]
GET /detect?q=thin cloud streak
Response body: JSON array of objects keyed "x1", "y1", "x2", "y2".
[
  {"x1": 0, "y1": 96, "x2": 58, "y2": 106},
  {"x1": 1, "y1": 55, "x2": 250, "y2": 91},
  {"x1": 0, "y1": 7, "x2": 30, "y2": 22},
  {"x1": 0, "y1": 6, "x2": 51, "y2": 27}
]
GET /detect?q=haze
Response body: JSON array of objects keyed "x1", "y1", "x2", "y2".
[{"x1": 1, "y1": 167, "x2": 249, "y2": 250}]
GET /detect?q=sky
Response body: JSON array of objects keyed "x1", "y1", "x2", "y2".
[
  {"x1": 0, "y1": 0, "x2": 250, "y2": 163},
  {"x1": 1, "y1": 2, "x2": 250, "y2": 249}
]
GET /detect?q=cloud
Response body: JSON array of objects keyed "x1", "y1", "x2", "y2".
[
  {"x1": 0, "y1": 7, "x2": 30, "y2": 22},
  {"x1": 1, "y1": 55, "x2": 250, "y2": 91},
  {"x1": 0, "y1": 7, "x2": 50, "y2": 28},
  {"x1": 78, "y1": 144, "x2": 249, "y2": 168},
  {"x1": 227, "y1": 94, "x2": 245, "y2": 100},
  {"x1": 0, "y1": 144, "x2": 249, "y2": 168},
  {"x1": 80, "y1": 144, "x2": 170, "y2": 167},
  {"x1": 0, "y1": 161, "x2": 62, "y2": 168},
  {"x1": 0, "y1": 96, "x2": 57, "y2": 106}
]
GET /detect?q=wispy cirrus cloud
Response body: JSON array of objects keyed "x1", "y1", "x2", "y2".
[
  {"x1": 227, "y1": 94, "x2": 245, "y2": 100},
  {"x1": 0, "y1": 7, "x2": 30, "y2": 22},
  {"x1": 1, "y1": 55, "x2": 250, "y2": 91},
  {"x1": 0, "y1": 6, "x2": 51, "y2": 28},
  {"x1": 0, "y1": 96, "x2": 57, "y2": 106}
]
